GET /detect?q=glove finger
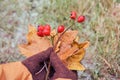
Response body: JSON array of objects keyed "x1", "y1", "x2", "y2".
[
  {"x1": 24, "y1": 47, "x2": 53, "y2": 63},
  {"x1": 36, "y1": 47, "x2": 53, "y2": 62},
  {"x1": 50, "y1": 52, "x2": 68, "y2": 72},
  {"x1": 22, "y1": 47, "x2": 53, "y2": 75}
]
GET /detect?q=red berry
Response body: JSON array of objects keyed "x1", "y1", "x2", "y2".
[
  {"x1": 77, "y1": 16, "x2": 85, "y2": 23},
  {"x1": 43, "y1": 29, "x2": 50, "y2": 36},
  {"x1": 57, "y1": 25, "x2": 65, "y2": 33},
  {"x1": 38, "y1": 25, "x2": 44, "y2": 31},
  {"x1": 37, "y1": 31, "x2": 44, "y2": 37},
  {"x1": 70, "y1": 11, "x2": 77, "y2": 20},
  {"x1": 45, "y1": 24, "x2": 51, "y2": 31}
]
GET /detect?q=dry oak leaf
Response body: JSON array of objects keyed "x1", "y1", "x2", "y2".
[
  {"x1": 54, "y1": 30, "x2": 89, "y2": 70},
  {"x1": 72, "y1": 41, "x2": 90, "y2": 49},
  {"x1": 59, "y1": 45, "x2": 79, "y2": 60},
  {"x1": 54, "y1": 30, "x2": 78, "y2": 46},
  {"x1": 66, "y1": 41, "x2": 90, "y2": 70},
  {"x1": 55, "y1": 30, "x2": 78, "y2": 56},
  {"x1": 18, "y1": 24, "x2": 51, "y2": 57}
]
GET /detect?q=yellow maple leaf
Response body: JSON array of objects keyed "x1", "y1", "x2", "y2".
[{"x1": 18, "y1": 25, "x2": 51, "y2": 57}]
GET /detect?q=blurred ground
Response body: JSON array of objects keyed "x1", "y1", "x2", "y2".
[{"x1": 0, "y1": 0, "x2": 120, "y2": 80}]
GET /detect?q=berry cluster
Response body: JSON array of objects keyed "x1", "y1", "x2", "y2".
[
  {"x1": 37, "y1": 24, "x2": 51, "y2": 37},
  {"x1": 37, "y1": 24, "x2": 65, "y2": 37},
  {"x1": 70, "y1": 11, "x2": 85, "y2": 23},
  {"x1": 37, "y1": 11, "x2": 85, "y2": 37}
]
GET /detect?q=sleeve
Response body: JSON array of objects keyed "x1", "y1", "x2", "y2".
[{"x1": 0, "y1": 62, "x2": 32, "y2": 80}]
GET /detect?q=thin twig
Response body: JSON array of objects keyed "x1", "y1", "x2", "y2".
[
  {"x1": 44, "y1": 61, "x2": 48, "y2": 72},
  {"x1": 45, "y1": 62, "x2": 51, "y2": 80},
  {"x1": 99, "y1": 55, "x2": 111, "y2": 68},
  {"x1": 35, "y1": 62, "x2": 46, "y2": 75}
]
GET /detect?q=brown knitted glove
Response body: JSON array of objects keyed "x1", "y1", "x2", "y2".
[
  {"x1": 22, "y1": 47, "x2": 53, "y2": 80},
  {"x1": 50, "y1": 52, "x2": 78, "y2": 80}
]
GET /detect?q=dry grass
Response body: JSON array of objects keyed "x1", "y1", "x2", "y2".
[{"x1": 0, "y1": 0, "x2": 120, "y2": 79}]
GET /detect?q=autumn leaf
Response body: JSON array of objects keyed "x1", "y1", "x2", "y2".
[
  {"x1": 18, "y1": 25, "x2": 89, "y2": 71},
  {"x1": 67, "y1": 62, "x2": 85, "y2": 70},
  {"x1": 72, "y1": 41, "x2": 90, "y2": 49},
  {"x1": 66, "y1": 48, "x2": 85, "y2": 70},
  {"x1": 55, "y1": 30, "x2": 78, "y2": 56},
  {"x1": 18, "y1": 25, "x2": 51, "y2": 57},
  {"x1": 54, "y1": 30, "x2": 78, "y2": 45},
  {"x1": 65, "y1": 41, "x2": 90, "y2": 70},
  {"x1": 53, "y1": 30, "x2": 89, "y2": 70},
  {"x1": 59, "y1": 45, "x2": 79, "y2": 60}
]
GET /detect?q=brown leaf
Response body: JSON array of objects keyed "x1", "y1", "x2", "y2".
[
  {"x1": 72, "y1": 41, "x2": 90, "y2": 49},
  {"x1": 59, "y1": 45, "x2": 79, "y2": 60},
  {"x1": 64, "y1": 40, "x2": 89, "y2": 70},
  {"x1": 55, "y1": 30, "x2": 78, "y2": 56},
  {"x1": 60, "y1": 30, "x2": 78, "y2": 45},
  {"x1": 67, "y1": 62, "x2": 85, "y2": 70},
  {"x1": 54, "y1": 30, "x2": 78, "y2": 46},
  {"x1": 53, "y1": 30, "x2": 89, "y2": 71},
  {"x1": 18, "y1": 25, "x2": 51, "y2": 57},
  {"x1": 68, "y1": 48, "x2": 85, "y2": 61},
  {"x1": 66, "y1": 48, "x2": 86, "y2": 70}
]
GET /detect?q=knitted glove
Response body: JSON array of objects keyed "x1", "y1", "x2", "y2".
[
  {"x1": 50, "y1": 52, "x2": 78, "y2": 80},
  {"x1": 22, "y1": 47, "x2": 53, "y2": 80}
]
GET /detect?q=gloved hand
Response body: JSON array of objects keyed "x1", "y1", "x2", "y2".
[
  {"x1": 50, "y1": 51, "x2": 78, "y2": 80},
  {"x1": 22, "y1": 47, "x2": 53, "y2": 80}
]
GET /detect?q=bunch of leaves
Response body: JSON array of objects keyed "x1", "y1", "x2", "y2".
[{"x1": 18, "y1": 25, "x2": 89, "y2": 70}]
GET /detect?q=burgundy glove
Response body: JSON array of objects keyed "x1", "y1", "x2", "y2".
[
  {"x1": 50, "y1": 52, "x2": 78, "y2": 80},
  {"x1": 22, "y1": 47, "x2": 53, "y2": 80}
]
